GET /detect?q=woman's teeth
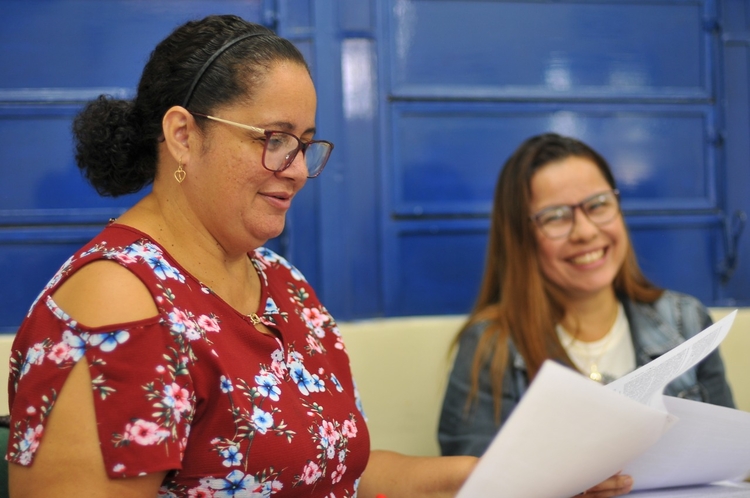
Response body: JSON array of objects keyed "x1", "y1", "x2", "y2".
[{"x1": 571, "y1": 249, "x2": 604, "y2": 265}]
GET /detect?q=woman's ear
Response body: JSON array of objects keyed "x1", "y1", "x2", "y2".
[{"x1": 162, "y1": 106, "x2": 195, "y2": 163}]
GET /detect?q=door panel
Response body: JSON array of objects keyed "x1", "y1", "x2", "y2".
[
  {"x1": 388, "y1": 0, "x2": 709, "y2": 99},
  {"x1": 0, "y1": 106, "x2": 144, "y2": 224},
  {"x1": 1, "y1": 1, "x2": 264, "y2": 91},
  {"x1": 391, "y1": 103, "x2": 716, "y2": 216}
]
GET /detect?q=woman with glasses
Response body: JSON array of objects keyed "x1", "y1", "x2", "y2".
[
  {"x1": 6, "y1": 15, "x2": 483, "y2": 498},
  {"x1": 438, "y1": 133, "x2": 735, "y2": 459}
]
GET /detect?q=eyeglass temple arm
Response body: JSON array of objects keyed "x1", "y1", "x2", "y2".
[{"x1": 192, "y1": 113, "x2": 266, "y2": 135}]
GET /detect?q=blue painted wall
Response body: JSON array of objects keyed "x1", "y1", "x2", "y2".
[{"x1": 1, "y1": 0, "x2": 749, "y2": 330}]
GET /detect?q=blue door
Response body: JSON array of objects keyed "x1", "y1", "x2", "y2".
[{"x1": 2, "y1": 0, "x2": 750, "y2": 328}]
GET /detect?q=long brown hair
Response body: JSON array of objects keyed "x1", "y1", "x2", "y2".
[{"x1": 461, "y1": 133, "x2": 663, "y2": 420}]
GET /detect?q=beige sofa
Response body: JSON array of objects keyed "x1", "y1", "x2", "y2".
[{"x1": 0, "y1": 309, "x2": 747, "y2": 458}]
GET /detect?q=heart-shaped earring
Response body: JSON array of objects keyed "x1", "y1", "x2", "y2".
[{"x1": 174, "y1": 159, "x2": 186, "y2": 183}]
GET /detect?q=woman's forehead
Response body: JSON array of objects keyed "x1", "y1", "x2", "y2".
[
  {"x1": 530, "y1": 157, "x2": 610, "y2": 205},
  {"x1": 233, "y1": 62, "x2": 317, "y2": 131}
]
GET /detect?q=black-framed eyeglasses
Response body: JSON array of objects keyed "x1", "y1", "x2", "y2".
[
  {"x1": 530, "y1": 189, "x2": 621, "y2": 239},
  {"x1": 190, "y1": 112, "x2": 334, "y2": 178}
]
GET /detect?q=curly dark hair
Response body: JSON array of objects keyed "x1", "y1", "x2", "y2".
[{"x1": 72, "y1": 15, "x2": 309, "y2": 197}]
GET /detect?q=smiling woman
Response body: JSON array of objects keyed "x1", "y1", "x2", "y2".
[{"x1": 438, "y1": 133, "x2": 736, "y2": 458}]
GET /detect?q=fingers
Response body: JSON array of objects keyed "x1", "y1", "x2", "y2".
[{"x1": 578, "y1": 474, "x2": 634, "y2": 498}]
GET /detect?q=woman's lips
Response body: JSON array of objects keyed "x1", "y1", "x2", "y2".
[
  {"x1": 569, "y1": 248, "x2": 605, "y2": 265},
  {"x1": 261, "y1": 191, "x2": 293, "y2": 209}
]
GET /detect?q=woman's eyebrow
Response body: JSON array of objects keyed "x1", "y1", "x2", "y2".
[{"x1": 263, "y1": 121, "x2": 317, "y2": 136}]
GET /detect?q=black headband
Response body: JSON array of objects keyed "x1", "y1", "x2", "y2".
[{"x1": 181, "y1": 31, "x2": 267, "y2": 109}]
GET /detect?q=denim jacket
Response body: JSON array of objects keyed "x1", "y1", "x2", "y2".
[{"x1": 437, "y1": 290, "x2": 736, "y2": 457}]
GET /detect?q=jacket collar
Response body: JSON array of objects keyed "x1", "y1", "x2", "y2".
[{"x1": 621, "y1": 295, "x2": 685, "y2": 366}]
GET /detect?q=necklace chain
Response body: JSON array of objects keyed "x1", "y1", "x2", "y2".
[
  {"x1": 583, "y1": 329, "x2": 616, "y2": 383},
  {"x1": 560, "y1": 304, "x2": 621, "y2": 383},
  {"x1": 559, "y1": 324, "x2": 618, "y2": 384}
]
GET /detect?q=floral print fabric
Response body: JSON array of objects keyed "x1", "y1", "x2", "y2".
[{"x1": 8, "y1": 224, "x2": 370, "y2": 497}]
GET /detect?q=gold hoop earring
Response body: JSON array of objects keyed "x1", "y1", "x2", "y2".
[{"x1": 174, "y1": 159, "x2": 186, "y2": 184}]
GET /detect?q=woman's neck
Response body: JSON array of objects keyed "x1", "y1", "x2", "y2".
[
  {"x1": 560, "y1": 288, "x2": 620, "y2": 342},
  {"x1": 116, "y1": 191, "x2": 262, "y2": 315}
]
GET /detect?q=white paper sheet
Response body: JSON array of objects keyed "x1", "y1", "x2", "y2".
[
  {"x1": 456, "y1": 361, "x2": 670, "y2": 498},
  {"x1": 606, "y1": 310, "x2": 737, "y2": 412},
  {"x1": 623, "y1": 396, "x2": 750, "y2": 490},
  {"x1": 627, "y1": 481, "x2": 750, "y2": 497}
]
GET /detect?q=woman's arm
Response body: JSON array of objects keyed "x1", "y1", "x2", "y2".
[
  {"x1": 9, "y1": 359, "x2": 166, "y2": 498},
  {"x1": 580, "y1": 475, "x2": 633, "y2": 497},
  {"x1": 357, "y1": 451, "x2": 632, "y2": 498},
  {"x1": 357, "y1": 450, "x2": 477, "y2": 498},
  {"x1": 10, "y1": 261, "x2": 166, "y2": 497},
  {"x1": 438, "y1": 322, "x2": 522, "y2": 457}
]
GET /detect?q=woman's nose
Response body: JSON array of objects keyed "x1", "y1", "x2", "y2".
[
  {"x1": 278, "y1": 149, "x2": 309, "y2": 181},
  {"x1": 568, "y1": 206, "x2": 599, "y2": 240}
]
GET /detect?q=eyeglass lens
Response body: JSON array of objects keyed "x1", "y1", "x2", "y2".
[
  {"x1": 535, "y1": 191, "x2": 619, "y2": 238},
  {"x1": 263, "y1": 131, "x2": 331, "y2": 178}
]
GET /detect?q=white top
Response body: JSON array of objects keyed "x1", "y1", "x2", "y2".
[{"x1": 556, "y1": 302, "x2": 636, "y2": 384}]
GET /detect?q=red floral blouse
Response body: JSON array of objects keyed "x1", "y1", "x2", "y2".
[{"x1": 7, "y1": 224, "x2": 370, "y2": 497}]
